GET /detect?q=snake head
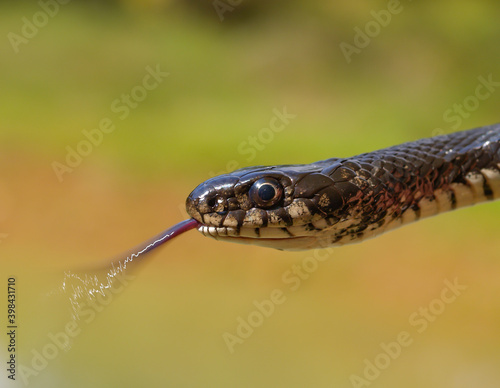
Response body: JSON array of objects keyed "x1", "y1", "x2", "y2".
[{"x1": 185, "y1": 162, "x2": 357, "y2": 250}]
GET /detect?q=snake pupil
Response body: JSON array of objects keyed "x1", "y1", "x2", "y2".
[
  {"x1": 249, "y1": 177, "x2": 283, "y2": 207},
  {"x1": 258, "y1": 184, "x2": 276, "y2": 201}
]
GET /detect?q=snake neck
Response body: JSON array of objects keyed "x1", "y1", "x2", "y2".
[{"x1": 309, "y1": 125, "x2": 500, "y2": 249}]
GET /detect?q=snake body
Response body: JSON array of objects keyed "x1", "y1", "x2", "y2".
[{"x1": 186, "y1": 124, "x2": 500, "y2": 250}]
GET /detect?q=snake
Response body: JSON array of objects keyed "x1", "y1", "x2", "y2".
[
  {"x1": 64, "y1": 124, "x2": 499, "y2": 328},
  {"x1": 184, "y1": 123, "x2": 500, "y2": 250}
]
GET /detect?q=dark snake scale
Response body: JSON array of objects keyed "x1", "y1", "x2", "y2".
[{"x1": 186, "y1": 124, "x2": 500, "y2": 250}]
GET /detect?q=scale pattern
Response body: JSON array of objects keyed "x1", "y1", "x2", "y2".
[{"x1": 186, "y1": 124, "x2": 500, "y2": 250}]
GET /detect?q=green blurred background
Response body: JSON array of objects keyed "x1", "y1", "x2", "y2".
[{"x1": 1, "y1": 1, "x2": 499, "y2": 387}]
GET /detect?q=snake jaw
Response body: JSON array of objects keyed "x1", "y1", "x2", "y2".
[{"x1": 196, "y1": 224, "x2": 326, "y2": 251}]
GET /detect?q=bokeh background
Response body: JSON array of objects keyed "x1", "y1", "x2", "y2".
[{"x1": 1, "y1": 1, "x2": 500, "y2": 387}]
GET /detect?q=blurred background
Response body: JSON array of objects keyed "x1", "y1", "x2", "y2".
[{"x1": 1, "y1": 1, "x2": 499, "y2": 387}]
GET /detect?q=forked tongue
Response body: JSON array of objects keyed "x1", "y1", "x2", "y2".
[{"x1": 59, "y1": 219, "x2": 199, "y2": 319}]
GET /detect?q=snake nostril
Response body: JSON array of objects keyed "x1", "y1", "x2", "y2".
[{"x1": 206, "y1": 196, "x2": 217, "y2": 208}]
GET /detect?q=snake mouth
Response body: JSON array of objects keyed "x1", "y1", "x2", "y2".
[
  {"x1": 198, "y1": 224, "x2": 293, "y2": 239},
  {"x1": 196, "y1": 224, "x2": 328, "y2": 250}
]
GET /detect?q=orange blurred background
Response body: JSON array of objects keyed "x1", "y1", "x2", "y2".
[{"x1": 1, "y1": 1, "x2": 499, "y2": 387}]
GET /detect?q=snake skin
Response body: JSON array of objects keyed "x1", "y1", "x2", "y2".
[{"x1": 186, "y1": 124, "x2": 500, "y2": 250}]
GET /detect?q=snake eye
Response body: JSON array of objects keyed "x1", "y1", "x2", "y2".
[{"x1": 249, "y1": 178, "x2": 283, "y2": 208}]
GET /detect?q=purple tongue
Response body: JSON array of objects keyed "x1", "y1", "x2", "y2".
[
  {"x1": 127, "y1": 218, "x2": 200, "y2": 257},
  {"x1": 61, "y1": 218, "x2": 200, "y2": 320},
  {"x1": 105, "y1": 218, "x2": 200, "y2": 267}
]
